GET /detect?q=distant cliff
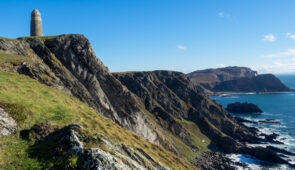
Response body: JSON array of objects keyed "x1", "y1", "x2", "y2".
[
  {"x1": 187, "y1": 67, "x2": 293, "y2": 94},
  {"x1": 213, "y1": 74, "x2": 292, "y2": 93}
]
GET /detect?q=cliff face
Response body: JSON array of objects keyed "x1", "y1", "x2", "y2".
[
  {"x1": 188, "y1": 67, "x2": 292, "y2": 93},
  {"x1": 114, "y1": 71, "x2": 260, "y2": 153}
]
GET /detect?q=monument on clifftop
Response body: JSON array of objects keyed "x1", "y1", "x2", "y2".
[{"x1": 30, "y1": 9, "x2": 43, "y2": 36}]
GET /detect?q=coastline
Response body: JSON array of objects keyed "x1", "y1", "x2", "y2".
[
  {"x1": 211, "y1": 91, "x2": 295, "y2": 96},
  {"x1": 213, "y1": 92, "x2": 295, "y2": 169}
]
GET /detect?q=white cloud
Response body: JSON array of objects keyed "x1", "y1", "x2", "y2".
[
  {"x1": 263, "y1": 34, "x2": 276, "y2": 42},
  {"x1": 286, "y1": 32, "x2": 295, "y2": 40},
  {"x1": 177, "y1": 45, "x2": 187, "y2": 51},
  {"x1": 218, "y1": 12, "x2": 230, "y2": 18},
  {"x1": 251, "y1": 61, "x2": 295, "y2": 74},
  {"x1": 262, "y1": 48, "x2": 295, "y2": 58},
  {"x1": 216, "y1": 64, "x2": 225, "y2": 67},
  {"x1": 218, "y1": 12, "x2": 225, "y2": 17}
]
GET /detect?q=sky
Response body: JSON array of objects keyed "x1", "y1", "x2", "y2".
[{"x1": 1, "y1": 0, "x2": 295, "y2": 74}]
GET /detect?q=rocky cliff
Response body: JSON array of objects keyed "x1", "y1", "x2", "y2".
[
  {"x1": 187, "y1": 67, "x2": 292, "y2": 94},
  {"x1": 0, "y1": 35, "x2": 196, "y2": 169},
  {"x1": 1, "y1": 35, "x2": 292, "y2": 169},
  {"x1": 113, "y1": 71, "x2": 260, "y2": 151},
  {"x1": 0, "y1": 35, "x2": 166, "y2": 145}
]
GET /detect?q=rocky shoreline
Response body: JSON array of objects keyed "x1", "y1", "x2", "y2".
[{"x1": 230, "y1": 116, "x2": 295, "y2": 168}]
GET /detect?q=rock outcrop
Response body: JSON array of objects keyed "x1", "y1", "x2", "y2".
[
  {"x1": 226, "y1": 102, "x2": 263, "y2": 113},
  {"x1": 0, "y1": 107, "x2": 18, "y2": 136},
  {"x1": 23, "y1": 123, "x2": 170, "y2": 170}
]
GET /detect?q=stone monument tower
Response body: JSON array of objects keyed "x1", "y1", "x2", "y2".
[{"x1": 30, "y1": 9, "x2": 43, "y2": 36}]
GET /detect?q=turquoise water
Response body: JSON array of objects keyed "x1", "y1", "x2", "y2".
[{"x1": 212, "y1": 75, "x2": 295, "y2": 169}]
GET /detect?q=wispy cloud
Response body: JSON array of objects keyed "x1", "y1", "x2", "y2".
[
  {"x1": 177, "y1": 45, "x2": 187, "y2": 51},
  {"x1": 251, "y1": 59, "x2": 295, "y2": 73},
  {"x1": 286, "y1": 32, "x2": 295, "y2": 40},
  {"x1": 262, "y1": 48, "x2": 295, "y2": 58},
  {"x1": 218, "y1": 12, "x2": 230, "y2": 18},
  {"x1": 216, "y1": 64, "x2": 225, "y2": 67},
  {"x1": 263, "y1": 34, "x2": 276, "y2": 42}
]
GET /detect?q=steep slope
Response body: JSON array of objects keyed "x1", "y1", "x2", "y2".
[
  {"x1": 1, "y1": 35, "x2": 291, "y2": 168},
  {"x1": 0, "y1": 70, "x2": 195, "y2": 169},
  {"x1": 114, "y1": 71, "x2": 295, "y2": 167},
  {"x1": 0, "y1": 35, "x2": 202, "y2": 168},
  {"x1": 114, "y1": 71, "x2": 260, "y2": 152},
  {"x1": 0, "y1": 35, "x2": 172, "y2": 147}
]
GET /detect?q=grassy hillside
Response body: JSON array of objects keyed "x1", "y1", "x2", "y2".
[{"x1": 0, "y1": 70, "x2": 196, "y2": 169}]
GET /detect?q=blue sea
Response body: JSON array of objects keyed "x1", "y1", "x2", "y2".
[{"x1": 211, "y1": 75, "x2": 295, "y2": 170}]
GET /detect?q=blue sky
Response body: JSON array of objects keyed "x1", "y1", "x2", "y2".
[{"x1": 1, "y1": 0, "x2": 295, "y2": 74}]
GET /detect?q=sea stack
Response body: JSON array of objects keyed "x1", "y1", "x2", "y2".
[{"x1": 30, "y1": 9, "x2": 43, "y2": 36}]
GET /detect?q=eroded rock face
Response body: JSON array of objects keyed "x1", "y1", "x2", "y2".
[{"x1": 0, "y1": 107, "x2": 18, "y2": 136}]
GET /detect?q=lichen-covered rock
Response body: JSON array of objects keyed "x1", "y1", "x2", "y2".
[{"x1": 0, "y1": 107, "x2": 18, "y2": 136}]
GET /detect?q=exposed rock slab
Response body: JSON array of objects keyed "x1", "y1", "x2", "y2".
[{"x1": 0, "y1": 107, "x2": 18, "y2": 136}]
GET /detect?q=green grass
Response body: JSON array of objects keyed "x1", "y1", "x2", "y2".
[
  {"x1": 177, "y1": 119, "x2": 211, "y2": 152},
  {"x1": 0, "y1": 52, "x2": 28, "y2": 66},
  {"x1": 0, "y1": 71, "x2": 196, "y2": 170},
  {"x1": 0, "y1": 100, "x2": 31, "y2": 124}
]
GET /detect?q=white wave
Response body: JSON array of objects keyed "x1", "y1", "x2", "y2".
[
  {"x1": 270, "y1": 124, "x2": 288, "y2": 128},
  {"x1": 227, "y1": 154, "x2": 294, "y2": 170}
]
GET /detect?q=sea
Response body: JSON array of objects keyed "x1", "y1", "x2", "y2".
[{"x1": 211, "y1": 75, "x2": 295, "y2": 170}]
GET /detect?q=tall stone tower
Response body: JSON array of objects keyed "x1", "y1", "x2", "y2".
[{"x1": 30, "y1": 9, "x2": 43, "y2": 36}]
